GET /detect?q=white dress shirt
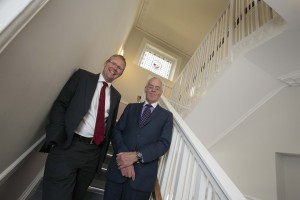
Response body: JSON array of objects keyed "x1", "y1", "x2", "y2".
[{"x1": 75, "y1": 74, "x2": 111, "y2": 138}]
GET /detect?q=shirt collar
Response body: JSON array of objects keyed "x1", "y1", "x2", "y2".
[
  {"x1": 144, "y1": 101, "x2": 158, "y2": 109},
  {"x1": 99, "y1": 74, "x2": 112, "y2": 87}
]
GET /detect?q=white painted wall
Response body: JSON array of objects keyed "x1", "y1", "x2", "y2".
[
  {"x1": 276, "y1": 153, "x2": 300, "y2": 200},
  {"x1": 182, "y1": 1, "x2": 300, "y2": 198},
  {"x1": 184, "y1": 56, "x2": 285, "y2": 148},
  {"x1": 209, "y1": 85, "x2": 300, "y2": 200},
  {"x1": 113, "y1": 28, "x2": 189, "y2": 103},
  {"x1": 184, "y1": 51, "x2": 300, "y2": 199},
  {"x1": 0, "y1": 1, "x2": 140, "y2": 197}
]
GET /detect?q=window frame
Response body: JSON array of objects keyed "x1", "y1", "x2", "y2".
[{"x1": 136, "y1": 38, "x2": 178, "y2": 81}]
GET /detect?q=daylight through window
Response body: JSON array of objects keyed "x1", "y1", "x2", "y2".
[{"x1": 138, "y1": 43, "x2": 177, "y2": 80}]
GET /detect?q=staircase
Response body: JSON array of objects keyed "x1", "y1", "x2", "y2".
[
  {"x1": 86, "y1": 143, "x2": 114, "y2": 199},
  {"x1": 26, "y1": 144, "x2": 113, "y2": 200}
]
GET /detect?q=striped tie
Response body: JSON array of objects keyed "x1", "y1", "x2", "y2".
[{"x1": 139, "y1": 104, "x2": 152, "y2": 127}]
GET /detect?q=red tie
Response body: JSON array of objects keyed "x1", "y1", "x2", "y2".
[{"x1": 94, "y1": 82, "x2": 108, "y2": 145}]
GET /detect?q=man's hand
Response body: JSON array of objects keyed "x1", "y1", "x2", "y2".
[
  {"x1": 116, "y1": 152, "x2": 138, "y2": 169},
  {"x1": 120, "y1": 165, "x2": 136, "y2": 180}
]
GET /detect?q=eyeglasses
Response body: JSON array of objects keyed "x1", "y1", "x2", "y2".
[
  {"x1": 146, "y1": 85, "x2": 161, "y2": 91},
  {"x1": 107, "y1": 60, "x2": 125, "y2": 72}
]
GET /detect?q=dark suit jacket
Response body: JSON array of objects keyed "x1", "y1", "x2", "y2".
[
  {"x1": 41, "y1": 68, "x2": 121, "y2": 171},
  {"x1": 106, "y1": 103, "x2": 173, "y2": 192}
]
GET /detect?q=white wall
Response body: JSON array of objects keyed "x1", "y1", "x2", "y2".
[
  {"x1": 0, "y1": 0, "x2": 140, "y2": 193},
  {"x1": 209, "y1": 85, "x2": 300, "y2": 200},
  {"x1": 184, "y1": 56, "x2": 285, "y2": 148},
  {"x1": 113, "y1": 28, "x2": 189, "y2": 103},
  {"x1": 184, "y1": 54, "x2": 300, "y2": 199},
  {"x1": 276, "y1": 153, "x2": 300, "y2": 200}
]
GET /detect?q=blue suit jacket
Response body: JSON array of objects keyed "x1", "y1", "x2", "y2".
[
  {"x1": 106, "y1": 102, "x2": 173, "y2": 192},
  {"x1": 42, "y1": 68, "x2": 121, "y2": 171}
]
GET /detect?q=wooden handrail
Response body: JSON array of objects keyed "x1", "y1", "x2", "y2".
[{"x1": 152, "y1": 178, "x2": 162, "y2": 200}]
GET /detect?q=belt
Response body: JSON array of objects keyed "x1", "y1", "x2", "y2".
[{"x1": 73, "y1": 134, "x2": 94, "y2": 144}]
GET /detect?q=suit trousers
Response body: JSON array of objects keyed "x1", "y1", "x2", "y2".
[
  {"x1": 103, "y1": 179, "x2": 151, "y2": 200},
  {"x1": 42, "y1": 136, "x2": 102, "y2": 200}
]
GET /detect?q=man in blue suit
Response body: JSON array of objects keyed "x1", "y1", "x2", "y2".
[
  {"x1": 104, "y1": 77, "x2": 173, "y2": 200},
  {"x1": 41, "y1": 54, "x2": 126, "y2": 200}
]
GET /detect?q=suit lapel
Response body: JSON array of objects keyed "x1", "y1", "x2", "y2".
[
  {"x1": 109, "y1": 86, "x2": 118, "y2": 115},
  {"x1": 85, "y1": 73, "x2": 99, "y2": 111},
  {"x1": 141, "y1": 104, "x2": 162, "y2": 127},
  {"x1": 137, "y1": 103, "x2": 144, "y2": 126}
]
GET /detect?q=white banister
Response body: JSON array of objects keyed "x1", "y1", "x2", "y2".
[
  {"x1": 158, "y1": 96, "x2": 246, "y2": 200},
  {"x1": 167, "y1": 0, "x2": 283, "y2": 117}
]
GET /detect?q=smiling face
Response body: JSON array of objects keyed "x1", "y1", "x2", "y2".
[
  {"x1": 102, "y1": 55, "x2": 126, "y2": 83},
  {"x1": 144, "y1": 77, "x2": 163, "y2": 104}
]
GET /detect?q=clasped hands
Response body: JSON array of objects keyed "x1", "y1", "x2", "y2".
[{"x1": 116, "y1": 152, "x2": 138, "y2": 180}]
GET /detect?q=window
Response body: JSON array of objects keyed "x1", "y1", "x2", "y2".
[{"x1": 137, "y1": 39, "x2": 178, "y2": 80}]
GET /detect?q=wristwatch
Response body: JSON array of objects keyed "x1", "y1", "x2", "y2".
[{"x1": 136, "y1": 151, "x2": 143, "y2": 163}]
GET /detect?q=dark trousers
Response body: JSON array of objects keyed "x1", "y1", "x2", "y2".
[
  {"x1": 103, "y1": 179, "x2": 151, "y2": 200},
  {"x1": 42, "y1": 137, "x2": 102, "y2": 200}
]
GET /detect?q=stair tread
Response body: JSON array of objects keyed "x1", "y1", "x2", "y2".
[{"x1": 90, "y1": 179, "x2": 105, "y2": 188}]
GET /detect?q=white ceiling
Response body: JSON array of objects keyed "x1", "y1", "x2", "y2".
[
  {"x1": 134, "y1": 0, "x2": 228, "y2": 57},
  {"x1": 134, "y1": 0, "x2": 300, "y2": 83}
]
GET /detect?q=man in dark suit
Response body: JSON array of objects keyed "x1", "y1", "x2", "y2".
[
  {"x1": 104, "y1": 77, "x2": 173, "y2": 200},
  {"x1": 41, "y1": 54, "x2": 126, "y2": 200}
]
